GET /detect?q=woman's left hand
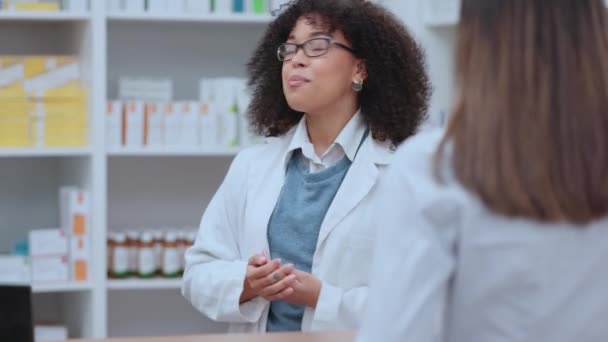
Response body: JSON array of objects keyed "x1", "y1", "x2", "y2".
[{"x1": 283, "y1": 269, "x2": 322, "y2": 308}]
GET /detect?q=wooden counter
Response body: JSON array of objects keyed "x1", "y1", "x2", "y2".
[{"x1": 68, "y1": 331, "x2": 356, "y2": 342}]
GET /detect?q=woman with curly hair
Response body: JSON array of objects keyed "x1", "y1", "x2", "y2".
[{"x1": 183, "y1": 0, "x2": 430, "y2": 334}]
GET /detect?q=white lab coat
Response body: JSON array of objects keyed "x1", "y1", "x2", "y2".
[
  {"x1": 182, "y1": 125, "x2": 395, "y2": 333},
  {"x1": 358, "y1": 130, "x2": 608, "y2": 342}
]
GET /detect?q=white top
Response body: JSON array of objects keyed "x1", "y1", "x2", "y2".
[
  {"x1": 287, "y1": 110, "x2": 366, "y2": 173},
  {"x1": 358, "y1": 130, "x2": 608, "y2": 342},
  {"x1": 182, "y1": 120, "x2": 396, "y2": 333}
]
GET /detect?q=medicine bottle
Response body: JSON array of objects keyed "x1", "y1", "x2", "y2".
[
  {"x1": 177, "y1": 230, "x2": 188, "y2": 274},
  {"x1": 126, "y1": 230, "x2": 140, "y2": 276},
  {"x1": 138, "y1": 231, "x2": 156, "y2": 278},
  {"x1": 107, "y1": 232, "x2": 115, "y2": 277},
  {"x1": 111, "y1": 232, "x2": 129, "y2": 278},
  {"x1": 162, "y1": 231, "x2": 181, "y2": 278},
  {"x1": 152, "y1": 230, "x2": 164, "y2": 276}
]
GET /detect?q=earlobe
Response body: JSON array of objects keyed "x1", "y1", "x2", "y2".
[
  {"x1": 352, "y1": 79, "x2": 363, "y2": 92},
  {"x1": 352, "y1": 61, "x2": 366, "y2": 92}
]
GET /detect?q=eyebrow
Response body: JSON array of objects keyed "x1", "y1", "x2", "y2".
[{"x1": 287, "y1": 31, "x2": 332, "y2": 41}]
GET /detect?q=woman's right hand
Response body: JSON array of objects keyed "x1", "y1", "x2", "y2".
[{"x1": 239, "y1": 255, "x2": 296, "y2": 304}]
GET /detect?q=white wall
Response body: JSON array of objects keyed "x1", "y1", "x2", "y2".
[
  {"x1": 106, "y1": 22, "x2": 266, "y2": 100},
  {"x1": 383, "y1": 0, "x2": 457, "y2": 127}
]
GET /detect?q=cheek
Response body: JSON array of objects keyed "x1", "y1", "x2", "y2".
[
  {"x1": 281, "y1": 65, "x2": 288, "y2": 85},
  {"x1": 314, "y1": 60, "x2": 352, "y2": 92}
]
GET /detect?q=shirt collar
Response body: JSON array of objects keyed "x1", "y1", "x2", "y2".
[
  {"x1": 335, "y1": 109, "x2": 366, "y2": 162},
  {"x1": 283, "y1": 109, "x2": 366, "y2": 169},
  {"x1": 286, "y1": 114, "x2": 311, "y2": 156}
]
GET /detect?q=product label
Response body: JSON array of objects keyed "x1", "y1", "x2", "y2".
[
  {"x1": 112, "y1": 247, "x2": 129, "y2": 275},
  {"x1": 128, "y1": 246, "x2": 138, "y2": 273},
  {"x1": 154, "y1": 244, "x2": 163, "y2": 271},
  {"x1": 163, "y1": 248, "x2": 180, "y2": 276},
  {"x1": 179, "y1": 245, "x2": 187, "y2": 270},
  {"x1": 138, "y1": 248, "x2": 156, "y2": 276}
]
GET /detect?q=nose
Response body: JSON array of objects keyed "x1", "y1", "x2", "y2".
[{"x1": 288, "y1": 47, "x2": 309, "y2": 67}]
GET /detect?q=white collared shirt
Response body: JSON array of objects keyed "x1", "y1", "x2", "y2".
[{"x1": 287, "y1": 110, "x2": 367, "y2": 173}]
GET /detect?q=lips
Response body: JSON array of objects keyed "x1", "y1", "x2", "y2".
[{"x1": 287, "y1": 75, "x2": 310, "y2": 87}]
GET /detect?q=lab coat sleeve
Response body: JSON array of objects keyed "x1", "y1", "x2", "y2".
[
  {"x1": 356, "y1": 151, "x2": 457, "y2": 342},
  {"x1": 182, "y1": 149, "x2": 267, "y2": 323}
]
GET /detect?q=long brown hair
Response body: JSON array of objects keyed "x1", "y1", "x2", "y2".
[{"x1": 437, "y1": 0, "x2": 608, "y2": 224}]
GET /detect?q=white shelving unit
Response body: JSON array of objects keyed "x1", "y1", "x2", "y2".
[
  {"x1": 424, "y1": 0, "x2": 460, "y2": 27},
  {"x1": 0, "y1": 1, "x2": 101, "y2": 338},
  {"x1": 1, "y1": 0, "x2": 421, "y2": 339},
  {"x1": 424, "y1": 0, "x2": 608, "y2": 28},
  {"x1": 33, "y1": 281, "x2": 94, "y2": 293},
  {"x1": 107, "y1": 278, "x2": 181, "y2": 290},
  {"x1": 0, "y1": 0, "x2": 266, "y2": 339},
  {"x1": 107, "y1": 147, "x2": 241, "y2": 157},
  {"x1": 104, "y1": 6, "x2": 267, "y2": 334},
  {"x1": 0, "y1": 147, "x2": 92, "y2": 158},
  {"x1": 0, "y1": 11, "x2": 90, "y2": 21},
  {"x1": 107, "y1": 12, "x2": 273, "y2": 24}
]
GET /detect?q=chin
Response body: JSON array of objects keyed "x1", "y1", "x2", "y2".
[{"x1": 285, "y1": 96, "x2": 311, "y2": 113}]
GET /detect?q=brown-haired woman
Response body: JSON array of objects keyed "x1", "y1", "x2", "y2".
[
  {"x1": 358, "y1": 0, "x2": 608, "y2": 341},
  {"x1": 182, "y1": 0, "x2": 430, "y2": 334}
]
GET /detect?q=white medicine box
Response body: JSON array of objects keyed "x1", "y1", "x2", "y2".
[
  {"x1": 31, "y1": 256, "x2": 69, "y2": 283},
  {"x1": 29, "y1": 229, "x2": 68, "y2": 257},
  {"x1": 59, "y1": 187, "x2": 90, "y2": 237},
  {"x1": 123, "y1": 101, "x2": 145, "y2": 148}
]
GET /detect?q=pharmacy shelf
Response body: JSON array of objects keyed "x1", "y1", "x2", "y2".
[
  {"x1": 107, "y1": 278, "x2": 182, "y2": 290},
  {"x1": 423, "y1": 0, "x2": 460, "y2": 27},
  {"x1": 107, "y1": 12, "x2": 273, "y2": 24},
  {"x1": 106, "y1": 146, "x2": 241, "y2": 157},
  {"x1": 32, "y1": 281, "x2": 93, "y2": 293},
  {"x1": 0, "y1": 11, "x2": 90, "y2": 22},
  {"x1": 0, "y1": 147, "x2": 92, "y2": 158},
  {"x1": 427, "y1": 17, "x2": 458, "y2": 27}
]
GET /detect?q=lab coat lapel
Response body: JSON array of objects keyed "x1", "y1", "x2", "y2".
[{"x1": 315, "y1": 138, "x2": 380, "y2": 249}]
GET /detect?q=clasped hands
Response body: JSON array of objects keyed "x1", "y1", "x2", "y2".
[{"x1": 239, "y1": 251, "x2": 321, "y2": 308}]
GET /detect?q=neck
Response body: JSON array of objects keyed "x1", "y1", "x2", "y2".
[{"x1": 306, "y1": 100, "x2": 358, "y2": 157}]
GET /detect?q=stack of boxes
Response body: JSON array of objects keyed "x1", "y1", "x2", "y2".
[
  {"x1": 0, "y1": 255, "x2": 30, "y2": 284},
  {"x1": 107, "y1": 77, "x2": 259, "y2": 150},
  {"x1": 0, "y1": 57, "x2": 32, "y2": 147},
  {"x1": 0, "y1": 55, "x2": 88, "y2": 148},
  {"x1": 2, "y1": 0, "x2": 61, "y2": 11},
  {"x1": 60, "y1": 187, "x2": 91, "y2": 282},
  {"x1": 29, "y1": 229, "x2": 70, "y2": 283},
  {"x1": 0, "y1": 0, "x2": 87, "y2": 11},
  {"x1": 28, "y1": 187, "x2": 91, "y2": 284},
  {"x1": 108, "y1": 0, "x2": 285, "y2": 15}
]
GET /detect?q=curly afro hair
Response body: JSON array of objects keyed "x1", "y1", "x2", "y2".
[{"x1": 246, "y1": 0, "x2": 431, "y2": 146}]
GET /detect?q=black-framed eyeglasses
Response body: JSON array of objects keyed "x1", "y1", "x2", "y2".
[{"x1": 277, "y1": 37, "x2": 354, "y2": 61}]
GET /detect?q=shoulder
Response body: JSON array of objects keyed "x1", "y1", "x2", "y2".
[
  {"x1": 389, "y1": 128, "x2": 445, "y2": 186},
  {"x1": 228, "y1": 130, "x2": 296, "y2": 176},
  {"x1": 383, "y1": 129, "x2": 471, "y2": 220},
  {"x1": 375, "y1": 130, "x2": 473, "y2": 254}
]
